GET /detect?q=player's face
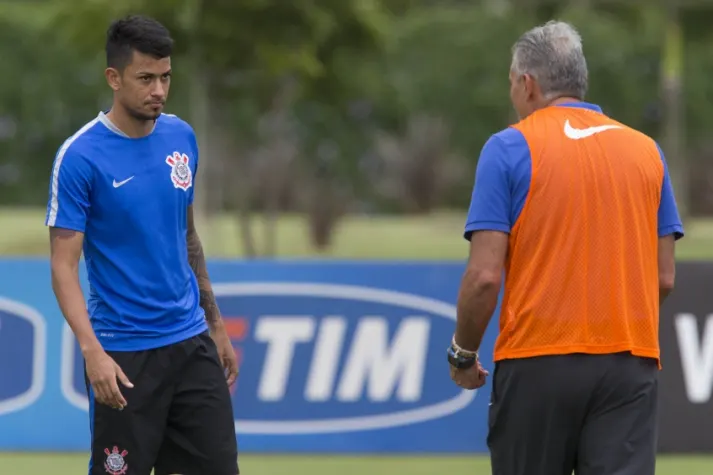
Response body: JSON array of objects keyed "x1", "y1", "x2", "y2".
[{"x1": 110, "y1": 51, "x2": 172, "y2": 121}]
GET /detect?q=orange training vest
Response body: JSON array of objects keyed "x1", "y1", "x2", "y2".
[{"x1": 494, "y1": 105, "x2": 664, "y2": 365}]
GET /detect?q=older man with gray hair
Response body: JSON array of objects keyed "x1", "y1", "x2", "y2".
[{"x1": 446, "y1": 21, "x2": 684, "y2": 475}]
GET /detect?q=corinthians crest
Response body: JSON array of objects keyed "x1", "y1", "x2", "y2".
[
  {"x1": 165, "y1": 151, "x2": 193, "y2": 191},
  {"x1": 104, "y1": 446, "x2": 129, "y2": 475}
]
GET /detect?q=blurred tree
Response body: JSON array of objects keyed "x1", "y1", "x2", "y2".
[
  {"x1": 371, "y1": 114, "x2": 467, "y2": 214},
  {"x1": 4, "y1": 0, "x2": 713, "y2": 223},
  {"x1": 378, "y1": 4, "x2": 528, "y2": 159},
  {"x1": 660, "y1": 5, "x2": 687, "y2": 219},
  {"x1": 240, "y1": 82, "x2": 301, "y2": 258},
  {"x1": 303, "y1": 157, "x2": 351, "y2": 253},
  {"x1": 0, "y1": 0, "x2": 108, "y2": 204}
]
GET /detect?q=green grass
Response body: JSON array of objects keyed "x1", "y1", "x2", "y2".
[
  {"x1": 0, "y1": 454, "x2": 710, "y2": 474},
  {"x1": 2, "y1": 208, "x2": 713, "y2": 260}
]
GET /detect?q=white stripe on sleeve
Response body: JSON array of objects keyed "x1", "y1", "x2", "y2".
[{"x1": 46, "y1": 119, "x2": 98, "y2": 227}]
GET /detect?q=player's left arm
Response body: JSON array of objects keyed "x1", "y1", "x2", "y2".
[
  {"x1": 184, "y1": 129, "x2": 224, "y2": 328},
  {"x1": 186, "y1": 205, "x2": 220, "y2": 325},
  {"x1": 186, "y1": 204, "x2": 238, "y2": 384},
  {"x1": 455, "y1": 135, "x2": 512, "y2": 352},
  {"x1": 655, "y1": 143, "x2": 685, "y2": 304}
]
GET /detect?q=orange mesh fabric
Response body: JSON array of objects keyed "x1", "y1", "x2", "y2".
[{"x1": 495, "y1": 106, "x2": 664, "y2": 364}]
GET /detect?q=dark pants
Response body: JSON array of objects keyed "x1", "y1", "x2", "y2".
[
  {"x1": 488, "y1": 352, "x2": 658, "y2": 475},
  {"x1": 86, "y1": 331, "x2": 239, "y2": 475}
]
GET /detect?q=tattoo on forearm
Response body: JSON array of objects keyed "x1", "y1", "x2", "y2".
[{"x1": 187, "y1": 227, "x2": 220, "y2": 324}]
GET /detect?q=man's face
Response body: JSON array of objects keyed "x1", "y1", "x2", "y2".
[{"x1": 107, "y1": 51, "x2": 172, "y2": 121}]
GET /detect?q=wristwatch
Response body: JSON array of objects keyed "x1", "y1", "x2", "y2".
[{"x1": 447, "y1": 336, "x2": 478, "y2": 369}]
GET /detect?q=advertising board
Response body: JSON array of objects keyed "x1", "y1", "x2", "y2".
[
  {"x1": 658, "y1": 262, "x2": 713, "y2": 452},
  {"x1": 0, "y1": 260, "x2": 499, "y2": 452},
  {"x1": 0, "y1": 259, "x2": 710, "y2": 453}
]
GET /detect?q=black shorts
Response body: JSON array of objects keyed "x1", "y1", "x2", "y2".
[
  {"x1": 487, "y1": 352, "x2": 658, "y2": 475},
  {"x1": 85, "y1": 331, "x2": 239, "y2": 475}
]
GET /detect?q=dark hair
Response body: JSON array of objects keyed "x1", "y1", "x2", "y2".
[{"x1": 106, "y1": 15, "x2": 173, "y2": 70}]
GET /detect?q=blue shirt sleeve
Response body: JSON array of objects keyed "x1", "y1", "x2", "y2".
[
  {"x1": 655, "y1": 143, "x2": 684, "y2": 240},
  {"x1": 188, "y1": 130, "x2": 199, "y2": 206},
  {"x1": 45, "y1": 144, "x2": 93, "y2": 232},
  {"x1": 464, "y1": 129, "x2": 532, "y2": 241}
]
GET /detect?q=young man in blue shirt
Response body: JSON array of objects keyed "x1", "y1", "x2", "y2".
[{"x1": 46, "y1": 15, "x2": 239, "y2": 475}]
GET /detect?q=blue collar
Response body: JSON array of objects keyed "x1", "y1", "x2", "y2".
[{"x1": 556, "y1": 101, "x2": 602, "y2": 113}]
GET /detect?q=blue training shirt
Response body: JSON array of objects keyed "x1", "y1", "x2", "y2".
[
  {"x1": 464, "y1": 102, "x2": 685, "y2": 240},
  {"x1": 45, "y1": 112, "x2": 207, "y2": 351}
]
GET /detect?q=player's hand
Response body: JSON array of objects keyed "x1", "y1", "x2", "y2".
[
  {"x1": 84, "y1": 348, "x2": 134, "y2": 410},
  {"x1": 210, "y1": 322, "x2": 239, "y2": 387},
  {"x1": 450, "y1": 362, "x2": 489, "y2": 390}
]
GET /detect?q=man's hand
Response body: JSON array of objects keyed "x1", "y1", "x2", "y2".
[
  {"x1": 450, "y1": 362, "x2": 489, "y2": 390},
  {"x1": 84, "y1": 348, "x2": 134, "y2": 410},
  {"x1": 210, "y1": 322, "x2": 239, "y2": 386}
]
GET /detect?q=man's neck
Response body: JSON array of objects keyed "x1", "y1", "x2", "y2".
[
  {"x1": 523, "y1": 96, "x2": 582, "y2": 120},
  {"x1": 105, "y1": 105, "x2": 155, "y2": 138},
  {"x1": 547, "y1": 96, "x2": 582, "y2": 108}
]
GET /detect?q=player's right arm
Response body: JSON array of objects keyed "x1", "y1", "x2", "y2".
[
  {"x1": 49, "y1": 229, "x2": 100, "y2": 358},
  {"x1": 46, "y1": 145, "x2": 132, "y2": 409},
  {"x1": 655, "y1": 145, "x2": 684, "y2": 305}
]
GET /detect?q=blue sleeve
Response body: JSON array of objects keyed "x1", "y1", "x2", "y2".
[
  {"x1": 188, "y1": 130, "x2": 199, "y2": 206},
  {"x1": 655, "y1": 144, "x2": 684, "y2": 240},
  {"x1": 44, "y1": 145, "x2": 92, "y2": 232},
  {"x1": 464, "y1": 130, "x2": 531, "y2": 241}
]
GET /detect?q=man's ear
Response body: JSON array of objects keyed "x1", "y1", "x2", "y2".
[
  {"x1": 105, "y1": 67, "x2": 122, "y2": 92},
  {"x1": 523, "y1": 73, "x2": 538, "y2": 101}
]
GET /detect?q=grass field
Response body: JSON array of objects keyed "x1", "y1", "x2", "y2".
[
  {"x1": 3, "y1": 208, "x2": 713, "y2": 260},
  {"x1": 0, "y1": 454, "x2": 712, "y2": 475}
]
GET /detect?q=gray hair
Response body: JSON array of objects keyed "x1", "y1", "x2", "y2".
[{"x1": 511, "y1": 21, "x2": 588, "y2": 100}]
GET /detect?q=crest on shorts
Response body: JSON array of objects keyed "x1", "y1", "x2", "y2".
[
  {"x1": 165, "y1": 151, "x2": 193, "y2": 191},
  {"x1": 104, "y1": 446, "x2": 128, "y2": 475}
]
